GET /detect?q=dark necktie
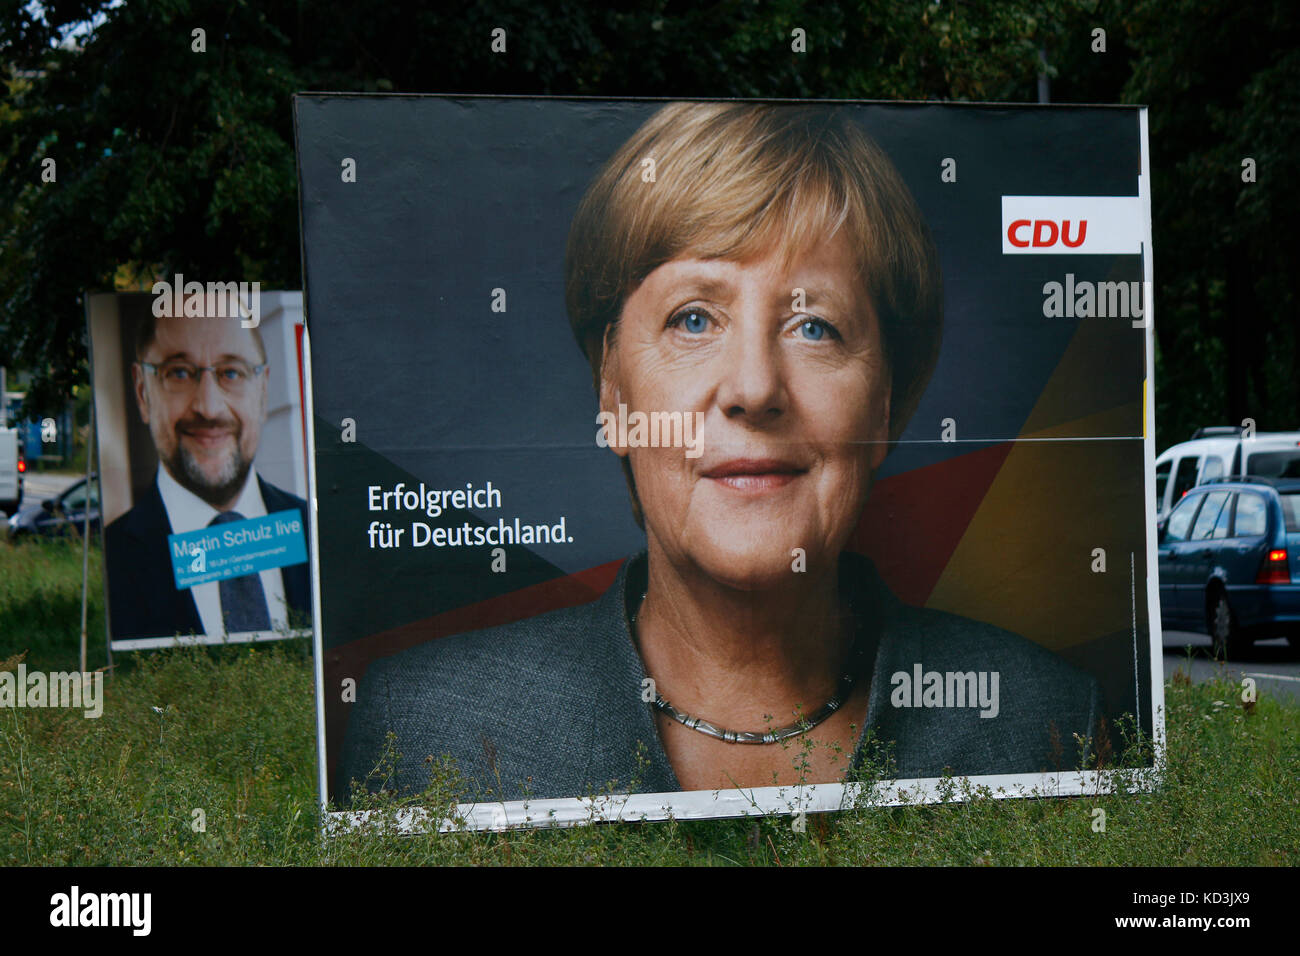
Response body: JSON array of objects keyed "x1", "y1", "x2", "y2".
[{"x1": 208, "y1": 511, "x2": 271, "y2": 632}]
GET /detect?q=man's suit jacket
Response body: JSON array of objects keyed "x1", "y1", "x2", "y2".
[
  {"x1": 337, "y1": 552, "x2": 1100, "y2": 805},
  {"x1": 104, "y1": 475, "x2": 311, "y2": 641}
]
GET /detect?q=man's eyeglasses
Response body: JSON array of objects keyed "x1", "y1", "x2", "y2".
[{"x1": 140, "y1": 360, "x2": 266, "y2": 396}]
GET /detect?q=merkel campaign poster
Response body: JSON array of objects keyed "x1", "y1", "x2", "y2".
[
  {"x1": 89, "y1": 291, "x2": 313, "y2": 652},
  {"x1": 294, "y1": 96, "x2": 1162, "y2": 831}
]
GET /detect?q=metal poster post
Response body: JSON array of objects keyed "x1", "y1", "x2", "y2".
[{"x1": 79, "y1": 404, "x2": 95, "y2": 675}]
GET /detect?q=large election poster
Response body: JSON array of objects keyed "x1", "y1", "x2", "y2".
[
  {"x1": 89, "y1": 291, "x2": 313, "y2": 651},
  {"x1": 295, "y1": 96, "x2": 1162, "y2": 829}
]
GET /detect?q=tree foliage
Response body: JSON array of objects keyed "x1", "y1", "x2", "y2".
[{"x1": 1122, "y1": 0, "x2": 1300, "y2": 447}]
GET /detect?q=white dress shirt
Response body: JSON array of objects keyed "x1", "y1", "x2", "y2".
[{"x1": 156, "y1": 464, "x2": 290, "y2": 636}]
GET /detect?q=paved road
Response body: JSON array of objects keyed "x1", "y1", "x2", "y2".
[
  {"x1": 1163, "y1": 628, "x2": 1300, "y2": 702},
  {"x1": 17, "y1": 470, "x2": 84, "y2": 505}
]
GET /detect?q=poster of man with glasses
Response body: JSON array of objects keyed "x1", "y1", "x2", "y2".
[{"x1": 88, "y1": 289, "x2": 312, "y2": 650}]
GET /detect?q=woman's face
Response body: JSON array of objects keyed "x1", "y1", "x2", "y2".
[{"x1": 601, "y1": 232, "x2": 892, "y2": 591}]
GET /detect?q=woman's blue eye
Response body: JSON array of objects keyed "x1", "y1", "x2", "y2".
[
  {"x1": 799, "y1": 318, "x2": 830, "y2": 340},
  {"x1": 672, "y1": 309, "x2": 709, "y2": 334}
]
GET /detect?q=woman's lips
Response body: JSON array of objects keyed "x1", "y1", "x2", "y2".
[{"x1": 701, "y1": 458, "x2": 807, "y2": 493}]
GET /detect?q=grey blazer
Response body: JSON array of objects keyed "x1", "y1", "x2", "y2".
[{"x1": 337, "y1": 552, "x2": 1100, "y2": 805}]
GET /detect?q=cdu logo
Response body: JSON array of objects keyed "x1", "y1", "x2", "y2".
[{"x1": 1001, "y1": 195, "x2": 1146, "y2": 255}]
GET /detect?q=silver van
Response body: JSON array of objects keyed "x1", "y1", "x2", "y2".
[
  {"x1": 0, "y1": 427, "x2": 22, "y2": 516},
  {"x1": 1155, "y1": 426, "x2": 1300, "y2": 518}
]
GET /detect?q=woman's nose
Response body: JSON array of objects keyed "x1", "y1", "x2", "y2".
[{"x1": 714, "y1": 325, "x2": 787, "y2": 424}]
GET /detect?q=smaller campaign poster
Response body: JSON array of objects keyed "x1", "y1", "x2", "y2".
[{"x1": 88, "y1": 289, "x2": 313, "y2": 651}]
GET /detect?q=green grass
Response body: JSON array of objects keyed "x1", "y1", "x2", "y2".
[
  {"x1": 2, "y1": 537, "x2": 1297, "y2": 865},
  {"x1": 0, "y1": 533, "x2": 106, "y2": 673}
]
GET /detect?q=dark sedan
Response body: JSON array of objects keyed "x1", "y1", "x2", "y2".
[
  {"x1": 6, "y1": 475, "x2": 101, "y2": 541},
  {"x1": 1157, "y1": 476, "x2": 1300, "y2": 658}
]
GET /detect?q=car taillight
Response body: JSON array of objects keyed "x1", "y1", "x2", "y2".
[{"x1": 1256, "y1": 548, "x2": 1291, "y2": 585}]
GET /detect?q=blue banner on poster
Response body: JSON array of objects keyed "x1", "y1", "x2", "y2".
[{"x1": 168, "y1": 510, "x2": 307, "y2": 590}]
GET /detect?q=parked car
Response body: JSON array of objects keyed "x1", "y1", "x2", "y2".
[
  {"x1": 7, "y1": 475, "x2": 100, "y2": 541},
  {"x1": 1156, "y1": 476, "x2": 1300, "y2": 658},
  {"x1": 0, "y1": 427, "x2": 22, "y2": 516},
  {"x1": 1154, "y1": 426, "x2": 1300, "y2": 519}
]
